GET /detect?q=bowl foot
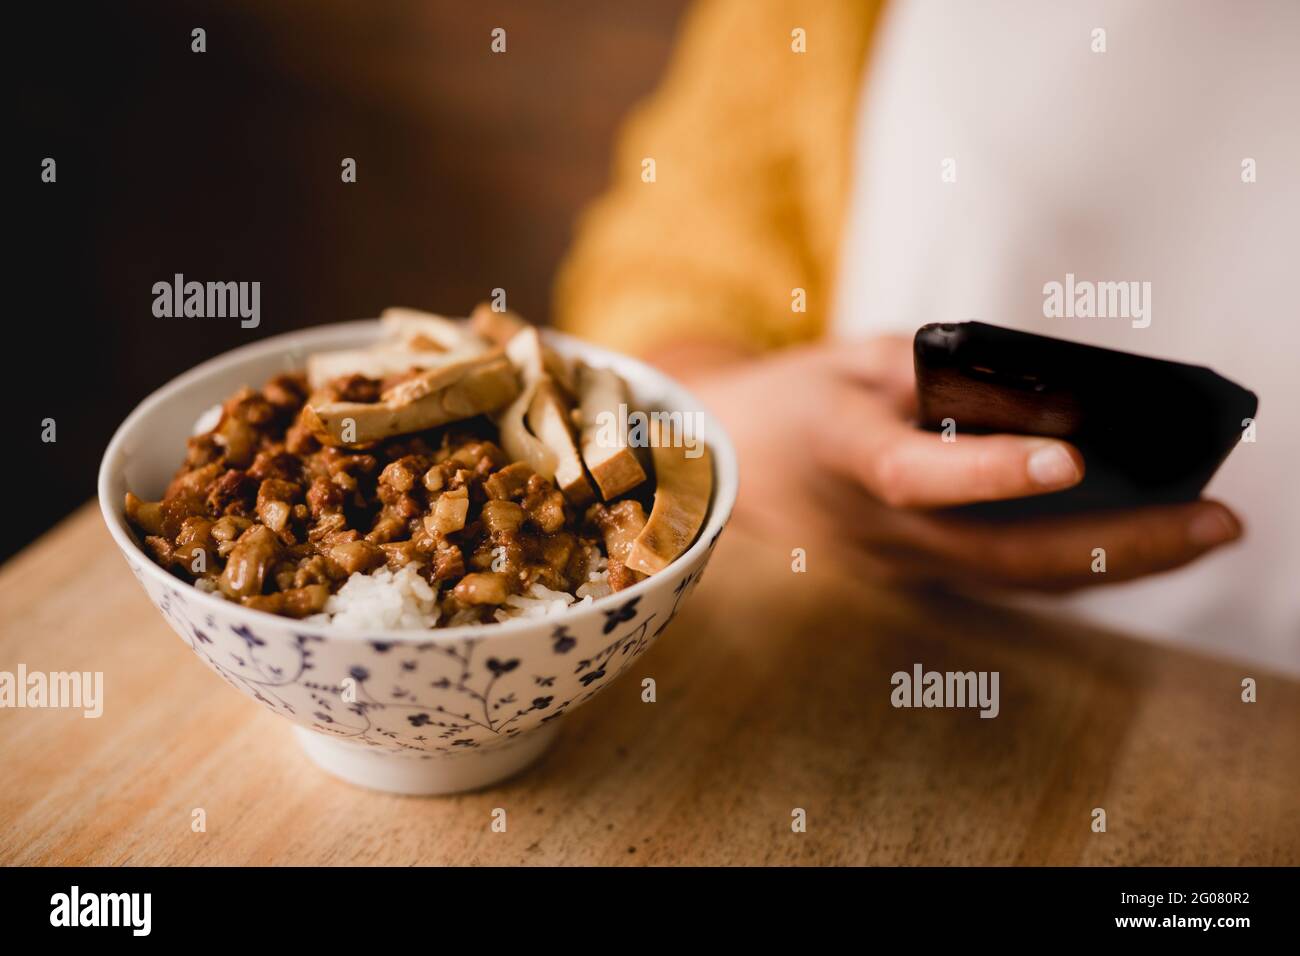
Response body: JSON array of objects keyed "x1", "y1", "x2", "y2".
[{"x1": 293, "y1": 724, "x2": 560, "y2": 795}]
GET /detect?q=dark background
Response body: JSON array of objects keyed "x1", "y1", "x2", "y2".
[{"x1": 12, "y1": 0, "x2": 689, "y2": 561}]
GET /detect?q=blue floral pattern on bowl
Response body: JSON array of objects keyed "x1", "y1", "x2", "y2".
[{"x1": 134, "y1": 528, "x2": 723, "y2": 760}]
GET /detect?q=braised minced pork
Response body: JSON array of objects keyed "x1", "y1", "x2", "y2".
[{"x1": 125, "y1": 372, "x2": 622, "y2": 624}]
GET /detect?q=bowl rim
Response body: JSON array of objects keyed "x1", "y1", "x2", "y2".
[{"x1": 97, "y1": 319, "x2": 739, "y2": 644}]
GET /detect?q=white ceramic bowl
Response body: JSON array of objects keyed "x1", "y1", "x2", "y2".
[{"x1": 98, "y1": 321, "x2": 737, "y2": 794}]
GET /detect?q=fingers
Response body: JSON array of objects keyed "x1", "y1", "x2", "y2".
[
  {"x1": 806, "y1": 341, "x2": 1245, "y2": 592},
  {"x1": 820, "y1": 336, "x2": 918, "y2": 416},
  {"x1": 900, "y1": 499, "x2": 1243, "y2": 591},
  {"x1": 822, "y1": 380, "x2": 1084, "y2": 509},
  {"x1": 822, "y1": 335, "x2": 914, "y2": 383}
]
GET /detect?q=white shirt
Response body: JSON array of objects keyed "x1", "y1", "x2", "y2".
[{"x1": 833, "y1": 0, "x2": 1300, "y2": 674}]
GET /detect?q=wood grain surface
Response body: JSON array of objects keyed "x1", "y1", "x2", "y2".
[{"x1": 1, "y1": 503, "x2": 1296, "y2": 865}]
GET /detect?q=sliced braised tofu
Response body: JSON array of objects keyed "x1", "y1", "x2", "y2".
[
  {"x1": 576, "y1": 362, "x2": 647, "y2": 500},
  {"x1": 543, "y1": 348, "x2": 577, "y2": 400},
  {"x1": 305, "y1": 352, "x2": 520, "y2": 445},
  {"x1": 473, "y1": 301, "x2": 576, "y2": 397},
  {"x1": 626, "y1": 422, "x2": 712, "y2": 576},
  {"x1": 382, "y1": 348, "x2": 513, "y2": 409},
  {"x1": 380, "y1": 306, "x2": 489, "y2": 352},
  {"x1": 528, "y1": 377, "x2": 594, "y2": 506},
  {"x1": 306, "y1": 344, "x2": 483, "y2": 391},
  {"x1": 306, "y1": 308, "x2": 488, "y2": 390},
  {"x1": 498, "y1": 327, "x2": 558, "y2": 478},
  {"x1": 470, "y1": 302, "x2": 528, "y2": 347}
]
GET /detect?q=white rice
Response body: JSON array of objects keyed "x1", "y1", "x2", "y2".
[
  {"x1": 575, "y1": 566, "x2": 613, "y2": 602},
  {"x1": 304, "y1": 563, "x2": 440, "y2": 630},
  {"x1": 483, "y1": 548, "x2": 611, "y2": 625},
  {"x1": 491, "y1": 582, "x2": 592, "y2": 623},
  {"x1": 301, "y1": 561, "x2": 611, "y2": 630}
]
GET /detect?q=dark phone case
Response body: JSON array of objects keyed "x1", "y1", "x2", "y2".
[{"x1": 913, "y1": 322, "x2": 1258, "y2": 518}]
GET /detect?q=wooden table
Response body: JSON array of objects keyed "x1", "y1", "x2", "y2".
[{"x1": 2, "y1": 503, "x2": 1296, "y2": 865}]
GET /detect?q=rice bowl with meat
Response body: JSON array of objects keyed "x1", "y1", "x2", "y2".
[
  {"x1": 99, "y1": 314, "x2": 737, "y2": 792},
  {"x1": 123, "y1": 305, "x2": 709, "y2": 631}
]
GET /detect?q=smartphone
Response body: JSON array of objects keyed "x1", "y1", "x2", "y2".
[{"x1": 913, "y1": 322, "x2": 1258, "y2": 517}]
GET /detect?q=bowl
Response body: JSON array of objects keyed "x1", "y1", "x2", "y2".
[{"x1": 97, "y1": 320, "x2": 738, "y2": 794}]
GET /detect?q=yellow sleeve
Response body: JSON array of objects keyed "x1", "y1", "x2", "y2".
[{"x1": 554, "y1": 0, "x2": 879, "y2": 356}]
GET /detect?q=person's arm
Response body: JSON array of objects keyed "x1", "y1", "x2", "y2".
[
  {"x1": 681, "y1": 336, "x2": 1244, "y2": 592},
  {"x1": 554, "y1": 0, "x2": 879, "y2": 356},
  {"x1": 553, "y1": 0, "x2": 1242, "y2": 591}
]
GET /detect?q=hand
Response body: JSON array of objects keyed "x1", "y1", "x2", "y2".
[{"x1": 658, "y1": 336, "x2": 1243, "y2": 592}]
